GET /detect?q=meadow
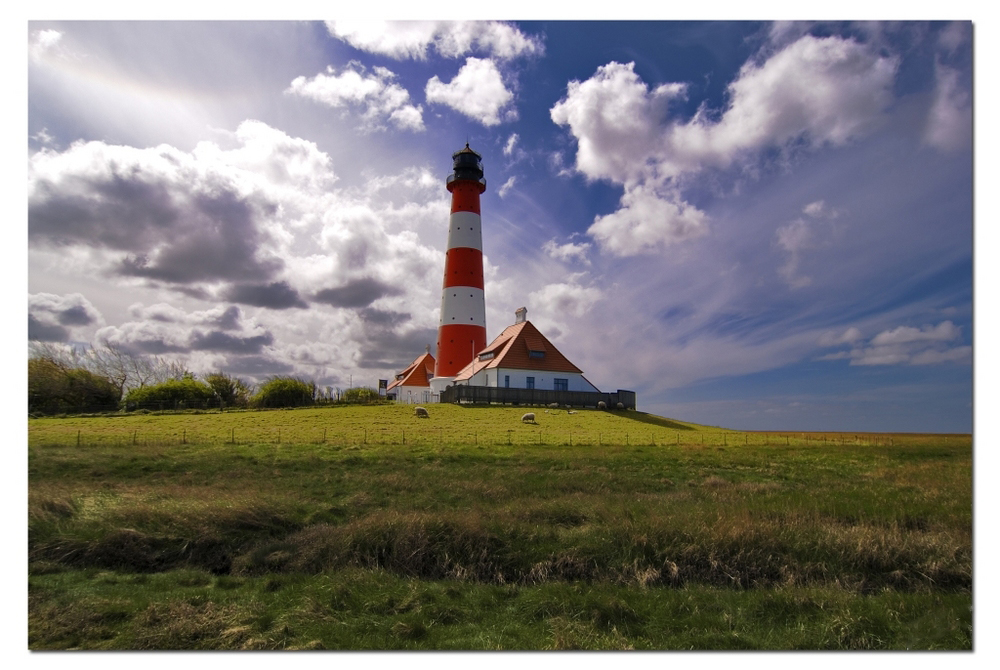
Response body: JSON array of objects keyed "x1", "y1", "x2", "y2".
[{"x1": 28, "y1": 404, "x2": 972, "y2": 650}]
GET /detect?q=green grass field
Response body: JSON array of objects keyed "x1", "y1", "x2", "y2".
[{"x1": 28, "y1": 404, "x2": 972, "y2": 650}]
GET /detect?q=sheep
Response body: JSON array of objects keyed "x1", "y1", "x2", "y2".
[
  {"x1": 567, "y1": 410, "x2": 577, "y2": 415},
  {"x1": 548, "y1": 402, "x2": 559, "y2": 409},
  {"x1": 617, "y1": 402, "x2": 625, "y2": 410},
  {"x1": 521, "y1": 412, "x2": 536, "y2": 423},
  {"x1": 597, "y1": 401, "x2": 607, "y2": 410},
  {"x1": 414, "y1": 406, "x2": 429, "y2": 418}
]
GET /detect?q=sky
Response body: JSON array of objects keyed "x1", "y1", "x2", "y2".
[{"x1": 25, "y1": 17, "x2": 977, "y2": 433}]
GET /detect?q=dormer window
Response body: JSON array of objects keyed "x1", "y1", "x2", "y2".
[
  {"x1": 478, "y1": 351, "x2": 495, "y2": 361},
  {"x1": 528, "y1": 350, "x2": 545, "y2": 359}
]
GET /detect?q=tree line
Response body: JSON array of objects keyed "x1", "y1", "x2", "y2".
[{"x1": 28, "y1": 341, "x2": 381, "y2": 415}]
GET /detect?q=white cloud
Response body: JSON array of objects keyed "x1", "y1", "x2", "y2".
[
  {"x1": 551, "y1": 34, "x2": 898, "y2": 256},
  {"x1": 775, "y1": 200, "x2": 843, "y2": 288},
  {"x1": 29, "y1": 29, "x2": 63, "y2": 62},
  {"x1": 503, "y1": 133, "x2": 519, "y2": 156},
  {"x1": 819, "y1": 320, "x2": 969, "y2": 367},
  {"x1": 325, "y1": 20, "x2": 543, "y2": 61},
  {"x1": 869, "y1": 320, "x2": 961, "y2": 346},
  {"x1": 587, "y1": 184, "x2": 707, "y2": 256},
  {"x1": 542, "y1": 239, "x2": 592, "y2": 266},
  {"x1": 528, "y1": 282, "x2": 604, "y2": 320},
  {"x1": 425, "y1": 57, "x2": 515, "y2": 126},
  {"x1": 498, "y1": 176, "x2": 517, "y2": 198},
  {"x1": 818, "y1": 326, "x2": 862, "y2": 347},
  {"x1": 923, "y1": 62, "x2": 971, "y2": 151},
  {"x1": 29, "y1": 292, "x2": 105, "y2": 342},
  {"x1": 287, "y1": 63, "x2": 424, "y2": 132}
]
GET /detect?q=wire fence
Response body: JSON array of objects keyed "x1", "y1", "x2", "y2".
[{"x1": 25, "y1": 425, "x2": 949, "y2": 450}]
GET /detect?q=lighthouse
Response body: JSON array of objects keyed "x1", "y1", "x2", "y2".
[{"x1": 429, "y1": 144, "x2": 488, "y2": 394}]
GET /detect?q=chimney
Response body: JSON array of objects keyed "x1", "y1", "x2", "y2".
[{"x1": 515, "y1": 306, "x2": 527, "y2": 324}]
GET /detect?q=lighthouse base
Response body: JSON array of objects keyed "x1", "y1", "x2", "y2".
[{"x1": 429, "y1": 376, "x2": 455, "y2": 395}]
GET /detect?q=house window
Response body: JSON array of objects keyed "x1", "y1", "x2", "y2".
[
  {"x1": 526, "y1": 377, "x2": 535, "y2": 389},
  {"x1": 478, "y1": 351, "x2": 495, "y2": 361},
  {"x1": 528, "y1": 350, "x2": 545, "y2": 359},
  {"x1": 504, "y1": 375, "x2": 509, "y2": 388},
  {"x1": 554, "y1": 378, "x2": 568, "y2": 391}
]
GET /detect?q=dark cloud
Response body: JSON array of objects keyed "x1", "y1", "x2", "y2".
[
  {"x1": 28, "y1": 314, "x2": 69, "y2": 342},
  {"x1": 213, "y1": 306, "x2": 243, "y2": 330},
  {"x1": 30, "y1": 148, "x2": 283, "y2": 286},
  {"x1": 359, "y1": 308, "x2": 410, "y2": 326},
  {"x1": 313, "y1": 278, "x2": 401, "y2": 308},
  {"x1": 129, "y1": 338, "x2": 189, "y2": 355},
  {"x1": 190, "y1": 330, "x2": 274, "y2": 354},
  {"x1": 357, "y1": 326, "x2": 437, "y2": 369},
  {"x1": 56, "y1": 304, "x2": 97, "y2": 326},
  {"x1": 222, "y1": 355, "x2": 295, "y2": 377},
  {"x1": 224, "y1": 281, "x2": 308, "y2": 309}
]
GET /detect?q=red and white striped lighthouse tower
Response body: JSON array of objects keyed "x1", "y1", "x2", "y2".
[{"x1": 430, "y1": 144, "x2": 488, "y2": 393}]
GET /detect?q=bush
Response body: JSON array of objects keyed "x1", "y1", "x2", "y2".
[
  {"x1": 203, "y1": 373, "x2": 251, "y2": 408},
  {"x1": 342, "y1": 387, "x2": 381, "y2": 404},
  {"x1": 251, "y1": 377, "x2": 316, "y2": 409},
  {"x1": 28, "y1": 357, "x2": 120, "y2": 414},
  {"x1": 123, "y1": 378, "x2": 216, "y2": 411}
]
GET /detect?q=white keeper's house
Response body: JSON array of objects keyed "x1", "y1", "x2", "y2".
[{"x1": 451, "y1": 307, "x2": 599, "y2": 392}]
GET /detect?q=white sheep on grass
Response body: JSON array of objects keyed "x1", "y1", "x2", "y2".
[
  {"x1": 597, "y1": 401, "x2": 607, "y2": 410},
  {"x1": 414, "y1": 406, "x2": 429, "y2": 418},
  {"x1": 521, "y1": 412, "x2": 536, "y2": 423},
  {"x1": 617, "y1": 402, "x2": 625, "y2": 410}
]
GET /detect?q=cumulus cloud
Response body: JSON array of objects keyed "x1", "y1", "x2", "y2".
[
  {"x1": 29, "y1": 293, "x2": 104, "y2": 342},
  {"x1": 425, "y1": 57, "x2": 515, "y2": 126},
  {"x1": 587, "y1": 184, "x2": 707, "y2": 256},
  {"x1": 27, "y1": 121, "x2": 336, "y2": 288},
  {"x1": 819, "y1": 320, "x2": 970, "y2": 366},
  {"x1": 223, "y1": 281, "x2": 309, "y2": 310},
  {"x1": 528, "y1": 281, "x2": 603, "y2": 320},
  {"x1": 287, "y1": 63, "x2": 425, "y2": 132},
  {"x1": 97, "y1": 302, "x2": 275, "y2": 359},
  {"x1": 325, "y1": 20, "x2": 543, "y2": 61},
  {"x1": 551, "y1": 34, "x2": 898, "y2": 256},
  {"x1": 312, "y1": 278, "x2": 402, "y2": 308},
  {"x1": 542, "y1": 239, "x2": 592, "y2": 266}
]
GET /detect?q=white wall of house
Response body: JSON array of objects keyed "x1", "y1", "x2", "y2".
[
  {"x1": 457, "y1": 368, "x2": 598, "y2": 392},
  {"x1": 391, "y1": 386, "x2": 438, "y2": 404}
]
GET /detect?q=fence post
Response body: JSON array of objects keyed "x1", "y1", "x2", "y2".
[
  {"x1": 507, "y1": 430, "x2": 511, "y2": 446},
  {"x1": 231, "y1": 427, "x2": 235, "y2": 444},
  {"x1": 77, "y1": 430, "x2": 81, "y2": 447},
  {"x1": 183, "y1": 429, "x2": 186, "y2": 445}
]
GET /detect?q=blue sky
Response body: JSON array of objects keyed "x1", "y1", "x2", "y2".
[{"x1": 25, "y1": 18, "x2": 976, "y2": 432}]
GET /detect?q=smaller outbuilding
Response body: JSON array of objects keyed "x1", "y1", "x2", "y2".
[{"x1": 387, "y1": 348, "x2": 436, "y2": 404}]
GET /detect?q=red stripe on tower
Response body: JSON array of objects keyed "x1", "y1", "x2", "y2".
[{"x1": 432, "y1": 144, "x2": 488, "y2": 388}]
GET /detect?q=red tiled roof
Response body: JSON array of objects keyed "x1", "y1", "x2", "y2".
[
  {"x1": 453, "y1": 321, "x2": 583, "y2": 381},
  {"x1": 387, "y1": 352, "x2": 435, "y2": 391}
]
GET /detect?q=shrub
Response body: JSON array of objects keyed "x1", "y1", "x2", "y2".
[
  {"x1": 123, "y1": 378, "x2": 216, "y2": 411},
  {"x1": 203, "y1": 373, "x2": 251, "y2": 408},
  {"x1": 342, "y1": 387, "x2": 381, "y2": 404},
  {"x1": 28, "y1": 357, "x2": 120, "y2": 414},
  {"x1": 251, "y1": 377, "x2": 316, "y2": 409}
]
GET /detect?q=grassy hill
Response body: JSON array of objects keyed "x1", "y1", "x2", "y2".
[{"x1": 28, "y1": 404, "x2": 972, "y2": 649}]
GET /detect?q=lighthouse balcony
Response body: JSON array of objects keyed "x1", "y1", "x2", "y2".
[{"x1": 447, "y1": 173, "x2": 487, "y2": 188}]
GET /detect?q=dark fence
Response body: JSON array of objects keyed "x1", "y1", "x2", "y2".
[{"x1": 440, "y1": 385, "x2": 636, "y2": 409}]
